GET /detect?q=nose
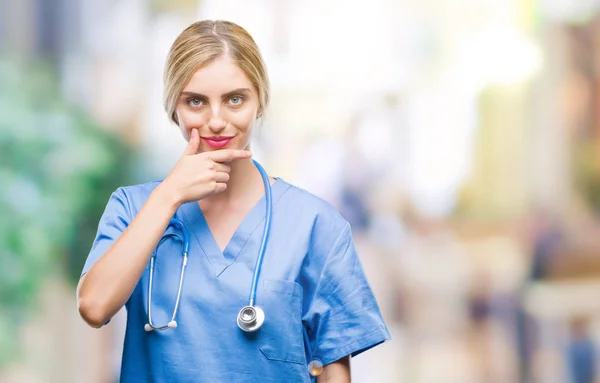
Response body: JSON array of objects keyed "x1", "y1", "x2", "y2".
[{"x1": 208, "y1": 105, "x2": 226, "y2": 132}]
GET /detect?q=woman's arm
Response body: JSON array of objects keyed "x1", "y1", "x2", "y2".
[
  {"x1": 317, "y1": 356, "x2": 351, "y2": 383},
  {"x1": 77, "y1": 183, "x2": 180, "y2": 328},
  {"x1": 76, "y1": 130, "x2": 250, "y2": 328}
]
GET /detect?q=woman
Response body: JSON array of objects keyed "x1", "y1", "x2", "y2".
[{"x1": 77, "y1": 20, "x2": 390, "y2": 382}]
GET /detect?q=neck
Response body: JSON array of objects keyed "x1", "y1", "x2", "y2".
[{"x1": 200, "y1": 157, "x2": 260, "y2": 209}]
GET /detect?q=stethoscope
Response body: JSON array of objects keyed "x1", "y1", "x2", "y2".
[{"x1": 144, "y1": 159, "x2": 272, "y2": 333}]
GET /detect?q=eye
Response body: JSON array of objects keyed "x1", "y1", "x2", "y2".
[
  {"x1": 187, "y1": 98, "x2": 204, "y2": 107},
  {"x1": 228, "y1": 95, "x2": 244, "y2": 106}
]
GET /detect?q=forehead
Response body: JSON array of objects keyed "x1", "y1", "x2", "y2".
[{"x1": 182, "y1": 55, "x2": 254, "y2": 93}]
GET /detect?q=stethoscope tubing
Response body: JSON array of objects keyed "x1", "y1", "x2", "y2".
[
  {"x1": 145, "y1": 232, "x2": 188, "y2": 331},
  {"x1": 145, "y1": 159, "x2": 272, "y2": 332},
  {"x1": 248, "y1": 159, "x2": 272, "y2": 306}
]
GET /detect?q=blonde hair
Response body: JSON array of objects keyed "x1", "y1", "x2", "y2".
[{"x1": 163, "y1": 20, "x2": 270, "y2": 125}]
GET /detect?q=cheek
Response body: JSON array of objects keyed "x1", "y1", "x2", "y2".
[
  {"x1": 224, "y1": 107, "x2": 257, "y2": 130},
  {"x1": 176, "y1": 107, "x2": 208, "y2": 130}
]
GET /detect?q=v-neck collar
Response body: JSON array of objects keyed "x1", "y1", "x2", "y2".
[{"x1": 178, "y1": 178, "x2": 289, "y2": 277}]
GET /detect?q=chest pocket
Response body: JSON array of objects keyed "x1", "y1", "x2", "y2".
[{"x1": 258, "y1": 279, "x2": 306, "y2": 365}]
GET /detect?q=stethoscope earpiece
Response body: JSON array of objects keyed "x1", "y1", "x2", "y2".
[
  {"x1": 144, "y1": 320, "x2": 178, "y2": 332},
  {"x1": 144, "y1": 220, "x2": 189, "y2": 333}
]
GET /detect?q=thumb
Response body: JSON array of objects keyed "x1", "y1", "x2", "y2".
[{"x1": 184, "y1": 129, "x2": 200, "y2": 155}]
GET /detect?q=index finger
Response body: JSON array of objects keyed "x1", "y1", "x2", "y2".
[{"x1": 208, "y1": 149, "x2": 252, "y2": 163}]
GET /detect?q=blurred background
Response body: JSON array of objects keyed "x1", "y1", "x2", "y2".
[{"x1": 3, "y1": 0, "x2": 600, "y2": 382}]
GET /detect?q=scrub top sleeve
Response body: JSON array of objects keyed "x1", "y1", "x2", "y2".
[
  {"x1": 304, "y1": 222, "x2": 391, "y2": 366},
  {"x1": 80, "y1": 187, "x2": 131, "y2": 277}
]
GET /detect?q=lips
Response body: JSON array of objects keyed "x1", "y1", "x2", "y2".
[{"x1": 202, "y1": 136, "x2": 234, "y2": 148}]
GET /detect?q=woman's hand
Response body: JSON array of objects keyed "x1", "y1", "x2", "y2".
[{"x1": 163, "y1": 128, "x2": 251, "y2": 205}]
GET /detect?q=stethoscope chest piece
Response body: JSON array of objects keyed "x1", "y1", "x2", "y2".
[{"x1": 237, "y1": 305, "x2": 265, "y2": 332}]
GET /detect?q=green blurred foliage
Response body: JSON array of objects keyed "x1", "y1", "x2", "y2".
[
  {"x1": 573, "y1": 140, "x2": 600, "y2": 213},
  {"x1": 0, "y1": 59, "x2": 136, "y2": 366}
]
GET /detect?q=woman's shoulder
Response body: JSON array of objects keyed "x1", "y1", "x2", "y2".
[
  {"x1": 276, "y1": 178, "x2": 350, "y2": 231},
  {"x1": 277, "y1": 178, "x2": 339, "y2": 210},
  {"x1": 113, "y1": 180, "x2": 163, "y2": 203}
]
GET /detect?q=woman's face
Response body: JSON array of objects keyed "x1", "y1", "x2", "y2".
[{"x1": 175, "y1": 55, "x2": 260, "y2": 153}]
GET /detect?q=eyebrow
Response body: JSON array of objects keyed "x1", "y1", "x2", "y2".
[{"x1": 180, "y1": 88, "x2": 252, "y2": 100}]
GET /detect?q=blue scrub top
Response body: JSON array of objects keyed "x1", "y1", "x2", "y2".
[{"x1": 82, "y1": 178, "x2": 390, "y2": 382}]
